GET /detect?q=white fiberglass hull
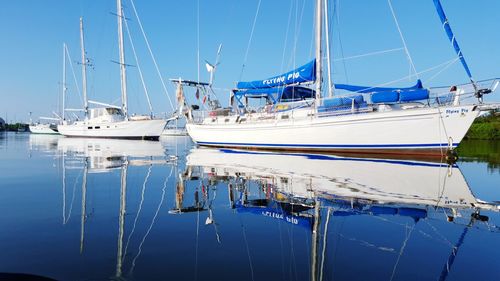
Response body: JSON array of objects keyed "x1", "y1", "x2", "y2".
[
  {"x1": 29, "y1": 124, "x2": 59, "y2": 135},
  {"x1": 58, "y1": 119, "x2": 166, "y2": 140},
  {"x1": 187, "y1": 105, "x2": 479, "y2": 156}
]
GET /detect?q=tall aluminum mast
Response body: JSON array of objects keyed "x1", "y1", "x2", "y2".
[
  {"x1": 117, "y1": 0, "x2": 128, "y2": 117},
  {"x1": 315, "y1": 0, "x2": 323, "y2": 102},
  {"x1": 324, "y1": 0, "x2": 333, "y2": 97},
  {"x1": 80, "y1": 18, "x2": 88, "y2": 117}
]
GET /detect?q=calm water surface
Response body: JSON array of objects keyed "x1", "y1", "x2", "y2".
[{"x1": 0, "y1": 132, "x2": 499, "y2": 281}]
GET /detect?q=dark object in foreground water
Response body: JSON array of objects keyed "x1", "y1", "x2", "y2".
[{"x1": 0, "y1": 273, "x2": 58, "y2": 281}]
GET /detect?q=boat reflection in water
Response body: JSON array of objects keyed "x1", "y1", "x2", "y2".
[
  {"x1": 28, "y1": 134, "x2": 60, "y2": 155},
  {"x1": 23, "y1": 136, "x2": 498, "y2": 280},
  {"x1": 182, "y1": 148, "x2": 499, "y2": 281},
  {"x1": 57, "y1": 137, "x2": 177, "y2": 280}
]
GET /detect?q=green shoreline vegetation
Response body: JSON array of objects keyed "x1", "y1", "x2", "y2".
[
  {"x1": 459, "y1": 111, "x2": 499, "y2": 171},
  {"x1": 464, "y1": 110, "x2": 500, "y2": 140},
  {"x1": 2, "y1": 123, "x2": 29, "y2": 131},
  {"x1": 457, "y1": 140, "x2": 500, "y2": 172}
]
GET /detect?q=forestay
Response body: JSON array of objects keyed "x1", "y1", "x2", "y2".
[{"x1": 433, "y1": 0, "x2": 474, "y2": 82}]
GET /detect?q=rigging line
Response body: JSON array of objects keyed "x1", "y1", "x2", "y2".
[
  {"x1": 288, "y1": 0, "x2": 306, "y2": 71},
  {"x1": 239, "y1": 0, "x2": 262, "y2": 81},
  {"x1": 436, "y1": 154, "x2": 445, "y2": 204},
  {"x1": 65, "y1": 166, "x2": 83, "y2": 225},
  {"x1": 429, "y1": 58, "x2": 459, "y2": 156},
  {"x1": 62, "y1": 157, "x2": 66, "y2": 224},
  {"x1": 332, "y1": 47, "x2": 404, "y2": 62},
  {"x1": 129, "y1": 166, "x2": 170, "y2": 274},
  {"x1": 438, "y1": 226, "x2": 469, "y2": 281},
  {"x1": 65, "y1": 45, "x2": 83, "y2": 106},
  {"x1": 334, "y1": 0, "x2": 349, "y2": 83},
  {"x1": 237, "y1": 188, "x2": 256, "y2": 281},
  {"x1": 123, "y1": 164, "x2": 153, "y2": 261},
  {"x1": 436, "y1": 104, "x2": 451, "y2": 157},
  {"x1": 423, "y1": 219, "x2": 455, "y2": 248},
  {"x1": 129, "y1": 0, "x2": 174, "y2": 111},
  {"x1": 309, "y1": 6, "x2": 315, "y2": 59},
  {"x1": 197, "y1": 0, "x2": 200, "y2": 84},
  {"x1": 387, "y1": 0, "x2": 419, "y2": 80},
  {"x1": 280, "y1": 1, "x2": 295, "y2": 73},
  {"x1": 195, "y1": 181, "x2": 201, "y2": 281},
  {"x1": 427, "y1": 57, "x2": 460, "y2": 83},
  {"x1": 277, "y1": 202, "x2": 287, "y2": 280},
  {"x1": 123, "y1": 12, "x2": 154, "y2": 115},
  {"x1": 209, "y1": 189, "x2": 221, "y2": 243},
  {"x1": 289, "y1": 0, "x2": 307, "y2": 105},
  {"x1": 285, "y1": 201, "x2": 299, "y2": 280},
  {"x1": 438, "y1": 102, "x2": 444, "y2": 156},
  {"x1": 389, "y1": 223, "x2": 416, "y2": 281},
  {"x1": 351, "y1": 57, "x2": 458, "y2": 94},
  {"x1": 319, "y1": 207, "x2": 332, "y2": 281}
]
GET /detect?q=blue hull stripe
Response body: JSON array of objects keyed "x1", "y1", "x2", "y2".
[{"x1": 197, "y1": 141, "x2": 459, "y2": 149}]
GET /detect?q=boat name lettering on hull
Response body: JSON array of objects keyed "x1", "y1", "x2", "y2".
[{"x1": 445, "y1": 108, "x2": 469, "y2": 115}]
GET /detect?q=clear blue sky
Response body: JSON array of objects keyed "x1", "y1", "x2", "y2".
[{"x1": 1, "y1": 0, "x2": 499, "y2": 123}]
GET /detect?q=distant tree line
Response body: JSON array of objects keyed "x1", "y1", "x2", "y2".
[{"x1": 0, "y1": 122, "x2": 29, "y2": 132}]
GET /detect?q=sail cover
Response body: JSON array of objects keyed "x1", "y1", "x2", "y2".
[
  {"x1": 433, "y1": 0, "x2": 474, "y2": 81},
  {"x1": 237, "y1": 60, "x2": 316, "y2": 89},
  {"x1": 335, "y1": 79, "x2": 423, "y2": 94}
]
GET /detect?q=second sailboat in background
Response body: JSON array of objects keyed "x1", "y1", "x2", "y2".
[{"x1": 57, "y1": 0, "x2": 166, "y2": 140}]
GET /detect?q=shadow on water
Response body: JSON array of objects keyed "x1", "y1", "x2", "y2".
[{"x1": 457, "y1": 140, "x2": 500, "y2": 172}]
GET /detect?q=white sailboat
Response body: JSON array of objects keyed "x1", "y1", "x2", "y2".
[
  {"x1": 57, "y1": 0, "x2": 166, "y2": 140},
  {"x1": 181, "y1": 0, "x2": 499, "y2": 158},
  {"x1": 29, "y1": 122, "x2": 59, "y2": 135}
]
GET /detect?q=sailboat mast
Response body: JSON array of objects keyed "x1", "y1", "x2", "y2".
[
  {"x1": 315, "y1": 0, "x2": 323, "y2": 101},
  {"x1": 80, "y1": 18, "x2": 88, "y2": 117},
  {"x1": 310, "y1": 199, "x2": 321, "y2": 281},
  {"x1": 117, "y1": 0, "x2": 128, "y2": 117},
  {"x1": 80, "y1": 159, "x2": 88, "y2": 254},
  {"x1": 62, "y1": 43, "x2": 67, "y2": 121},
  {"x1": 324, "y1": 0, "x2": 333, "y2": 97},
  {"x1": 116, "y1": 162, "x2": 128, "y2": 278}
]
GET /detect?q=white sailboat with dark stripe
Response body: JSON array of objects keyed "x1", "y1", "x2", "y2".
[
  {"x1": 58, "y1": 0, "x2": 166, "y2": 140},
  {"x1": 181, "y1": 0, "x2": 499, "y2": 158}
]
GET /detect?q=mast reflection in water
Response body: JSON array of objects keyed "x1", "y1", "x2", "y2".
[{"x1": 0, "y1": 133, "x2": 498, "y2": 281}]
